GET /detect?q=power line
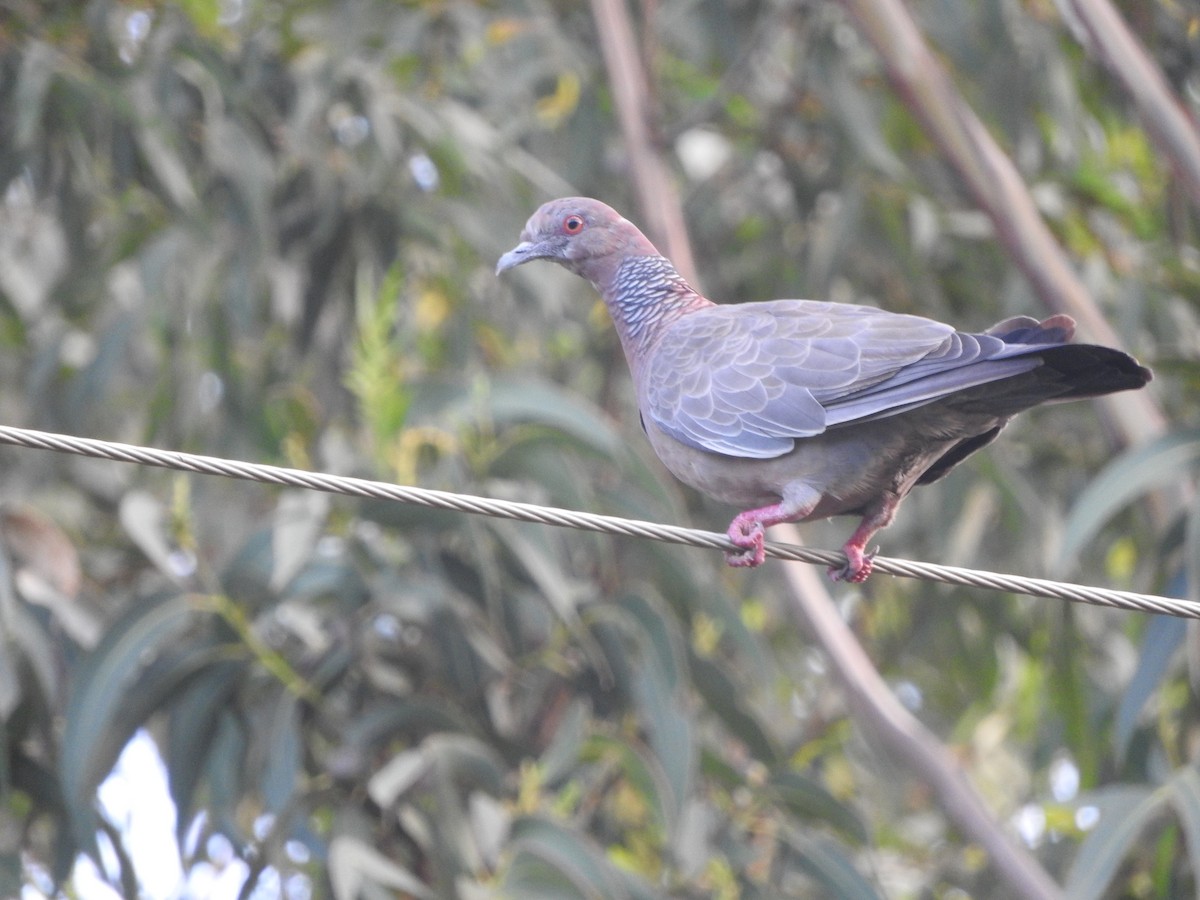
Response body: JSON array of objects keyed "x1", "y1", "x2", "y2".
[{"x1": 0, "y1": 424, "x2": 1190, "y2": 618}]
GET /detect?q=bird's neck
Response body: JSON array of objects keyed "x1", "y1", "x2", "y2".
[{"x1": 596, "y1": 255, "x2": 712, "y2": 354}]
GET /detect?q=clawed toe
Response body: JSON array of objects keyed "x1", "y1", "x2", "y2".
[
  {"x1": 726, "y1": 519, "x2": 766, "y2": 568},
  {"x1": 725, "y1": 548, "x2": 762, "y2": 567},
  {"x1": 828, "y1": 546, "x2": 878, "y2": 583}
]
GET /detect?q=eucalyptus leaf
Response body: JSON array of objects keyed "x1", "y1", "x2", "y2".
[
  {"x1": 783, "y1": 827, "x2": 882, "y2": 900},
  {"x1": 771, "y1": 770, "x2": 868, "y2": 843},
  {"x1": 581, "y1": 733, "x2": 675, "y2": 833},
  {"x1": 1065, "y1": 785, "x2": 1167, "y2": 899},
  {"x1": 1059, "y1": 430, "x2": 1200, "y2": 567},
  {"x1": 260, "y1": 691, "x2": 303, "y2": 814},
  {"x1": 690, "y1": 656, "x2": 780, "y2": 765},
  {"x1": 505, "y1": 815, "x2": 631, "y2": 899},
  {"x1": 629, "y1": 651, "x2": 692, "y2": 832},
  {"x1": 60, "y1": 593, "x2": 200, "y2": 849},
  {"x1": 118, "y1": 491, "x2": 178, "y2": 580},
  {"x1": 367, "y1": 747, "x2": 429, "y2": 808},
  {"x1": 1168, "y1": 764, "x2": 1200, "y2": 892},
  {"x1": 166, "y1": 660, "x2": 245, "y2": 839},
  {"x1": 206, "y1": 710, "x2": 249, "y2": 843},
  {"x1": 329, "y1": 835, "x2": 435, "y2": 900},
  {"x1": 482, "y1": 377, "x2": 625, "y2": 459},
  {"x1": 2, "y1": 1, "x2": 1190, "y2": 896},
  {"x1": 1114, "y1": 611, "x2": 1185, "y2": 763},
  {"x1": 538, "y1": 698, "x2": 589, "y2": 786},
  {"x1": 270, "y1": 490, "x2": 330, "y2": 591}
]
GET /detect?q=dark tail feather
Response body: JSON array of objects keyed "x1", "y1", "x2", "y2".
[
  {"x1": 947, "y1": 344, "x2": 1152, "y2": 417},
  {"x1": 1037, "y1": 343, "x2": 1153, "y2": 400},
  {"x1": 920, "y1": 344, "x2": 1149, "y2": 485}
]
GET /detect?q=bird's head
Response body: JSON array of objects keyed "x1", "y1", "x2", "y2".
[{"x1": 496, "y1": 197, "x2": 659, "y2": 285}]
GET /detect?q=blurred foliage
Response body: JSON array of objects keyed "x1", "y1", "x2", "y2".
[{"x1": 0, "y1": 0, "x2": 1197, "y2": 897}]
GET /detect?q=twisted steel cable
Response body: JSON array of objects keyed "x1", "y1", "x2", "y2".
[{"x1": 0, "y1": 424, "x2": 1190, "y2": 618}]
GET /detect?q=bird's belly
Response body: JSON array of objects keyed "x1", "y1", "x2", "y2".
[{"x1": 644, "y1": 416, "x2": 972, "y2": 519}]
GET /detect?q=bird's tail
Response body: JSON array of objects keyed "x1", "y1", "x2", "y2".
[
  {"x1": 1034, "y1": 342, "x2": 1153, "y2": 400},
  {"x1": 986, "y1": 312, "x2": 1151, "y2": 406},
  {"x1": 946, "y1": 342, "x2": 1152, "y2": 418}
]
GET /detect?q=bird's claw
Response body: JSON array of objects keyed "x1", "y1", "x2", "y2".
[
  {"x1": 725, "y1": 519, "x2": 766, "y2": 568},
  {"x1": 828, "y1": 545, "x2": 878, "y2": 583}
]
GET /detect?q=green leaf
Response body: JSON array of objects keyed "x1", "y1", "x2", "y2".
[
  {"x1": 771, "y1": 770, "x2": 868, "y2": 843},
  {"x1": 1114, "y1": 614, "x2": 1184, "y2": 762},
  {"x1": 206, "y1": 710, "x2": 249, "y2": 843},
  {"x1": 1065, "y1": 785, "x2": 1167, "y2": 899},
  {"x1": 1187, "y1": 499, "x2": 1200, "y2": 606},
  {"x1": 617, "y1": 592, "x2": 685, "y2": 691},
  {"x1": 629, "y1": 654, "x2": 692, "y2": 833},
  {"x1": 329, "y1": 834, "x2": 435, "y2": 900},
  {"x1": 367, "y1": 747, "x2": 429, "y2": 808},
  {"x1": 504, "y1": 815, "x2": 634, "y2": 899},
  {"x1": 690, "y1": 656, "x2": 779, "y2": 764},
  {"x1": 260, "y1": 691, "x2": 303, "y2": 813},
  {"x1": 490, "y1": 520, "x2": 588, "y2": 625},
  {"x1": 581, "y1": 733, "x2": 675, "y2": 833},
  {"x1": 1168, "y1": 765, "x2": 1200, "y2": 890},
  {"x1": 118, "y1": 490, "x2": 178, "y2": 579},
  {"x1": 60, "y1": 593, "x2": 205, "y2": 850},
  {"x1": 1059, "y1": 430, "x2": 1200, "y2": 567},
  {"x1": 538, "y1": 699, "x2": 589, "y2": 786},
  {"x1": 0, "y1": 545, "x2": 58, "y2": 716},
  {"x1": 483, "y1": 377, "x2": 625, "y2": 459},
  {"x1": 782, "y1": 827, "x2": 882, "y2": 900},
  {"x1": 14, "y1": 42, "x2": 55, "y2": 148},
  {"x1": 336, "y1": 698, "x2": 472, "y2": 754},
  {"x1": 165, "y1": 660, "x2": 245, "y2": 840},
  {"x1": 220, "y1": 529, "x2": 277, "y2": 611},
  {"x1": 409, "y1": 376, "x2": 625, "y2": 460},
  {"x1": 270, "y1": 490, "x2": 329, "y2": 591}
]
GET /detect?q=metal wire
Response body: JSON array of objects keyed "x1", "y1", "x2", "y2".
[{"x1": 0, "y1": 423, "x2": 1192, "y2": 618}]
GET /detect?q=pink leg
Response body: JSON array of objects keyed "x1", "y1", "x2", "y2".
[
  {"x1": 726, "y1": 485, "x2": 821, "y2": 568},
  {"x1": 829, "y1": 493, "x2": 901, "y2": 583}
]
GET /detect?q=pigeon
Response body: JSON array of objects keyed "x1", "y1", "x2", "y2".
[{"x1": 497, "y1": 198, "x2": 1152, "y2": 581}]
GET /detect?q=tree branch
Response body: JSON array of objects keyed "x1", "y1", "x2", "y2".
[
  {"x1": 588, "y1": 0, "x2": 698, "y2": 284},
  {"x1": 774, "y1": 525, "x2": 1063, "y2": 900},
  {"x1": 590, "y1": 3, "x2": 1066, "y2": 895},
  {"x1": 1061, "y1": 0, "x2": 1200, "y2": 209},
  {"x1": 836, "y1": 0, "x2": 1169, "y2": 448}
]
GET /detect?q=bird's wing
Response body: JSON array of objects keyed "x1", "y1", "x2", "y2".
[{"x1": 644, "y1": 300, "x2": 1043, "y2": 459}]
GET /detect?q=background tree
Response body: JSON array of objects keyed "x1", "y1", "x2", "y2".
[{"x1": 0, "y1": 0, "x2": 1196, "y2": 896}]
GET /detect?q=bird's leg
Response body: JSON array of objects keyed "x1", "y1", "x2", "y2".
[
  {"x1": 726, "y1": 484, "x2": 821, "y2": 568},
  {"x1": 829, "y1": 492, "x2": 901, "y2": 583}
]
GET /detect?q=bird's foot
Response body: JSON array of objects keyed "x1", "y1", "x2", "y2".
[
  {"x1": 725, "y1": 515, "x2": 766, "y2": 568},
  {"x1": 828, "y1": 544, "x2": 878, "y2": 583}
]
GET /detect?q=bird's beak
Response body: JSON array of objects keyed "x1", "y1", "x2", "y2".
[{"x1": 496, "y1": 240, "x2": 539, "y2": 275}]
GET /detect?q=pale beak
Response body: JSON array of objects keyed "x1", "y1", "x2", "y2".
[{"x1": 496, "y1": 241, "x2": 538, "y2": 275}]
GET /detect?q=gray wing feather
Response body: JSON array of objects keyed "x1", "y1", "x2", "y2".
[{"x1": 645, "y1": 300, "x2": 1046, "y2": 460}]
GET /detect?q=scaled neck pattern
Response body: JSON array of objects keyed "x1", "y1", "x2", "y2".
[{"x1": 606, "y1": 255, "x2": 710, "y2": 349}]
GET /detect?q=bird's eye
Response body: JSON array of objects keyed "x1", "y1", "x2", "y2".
[{"x1": 562, "y1": 215, "x2": 585, "y2": 235}]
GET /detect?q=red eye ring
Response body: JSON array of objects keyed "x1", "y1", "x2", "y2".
[{"x1": 562, "y1": 214, "x2": 585, "y2": 235}]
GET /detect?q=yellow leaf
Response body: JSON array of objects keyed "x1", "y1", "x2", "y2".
[
  {"x1": 486, "y1": 18, "x2": 528, "y2": 45},
  {"x1": 536, "y1": 73, "x2": 581, "y2": 127},
  {"x1": 740, "y1": 599, "x2": 767, "y2": 632},
  {"x1": 1105, "y1": 536, "x2": 1137, "y2": 583},
  {"x1": 414, "y1": 287, "x2": 450, "y2": 332},
  {"x1": 691, "y1": 613, "x2": 722, "y2": 656}
]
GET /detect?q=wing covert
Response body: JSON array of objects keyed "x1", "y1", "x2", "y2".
[{"x1": 644, "y1": 300, "x2": 960, "y2": 459}]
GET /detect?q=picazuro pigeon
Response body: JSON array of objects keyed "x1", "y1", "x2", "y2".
[{"x1": 497, "y1": 198, "x2": 1153, "y2": 582}]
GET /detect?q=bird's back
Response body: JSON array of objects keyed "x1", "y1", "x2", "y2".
[{"x1": 641, "y1": 298, "x2": 1148, "y2": 463}]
